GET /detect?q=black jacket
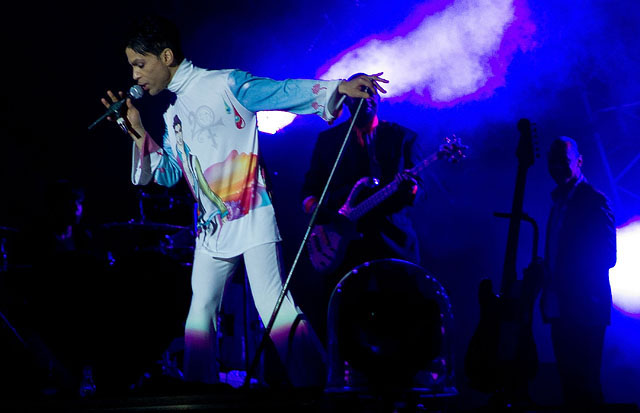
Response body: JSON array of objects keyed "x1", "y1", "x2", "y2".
[
  {"x1": 301, "y1": 119, "x2": 424, "y2": 266},
  {"x1": 542, "y1": 179, "x2": 617, "y2": 326}
]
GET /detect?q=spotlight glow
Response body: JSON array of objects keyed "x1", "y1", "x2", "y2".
[
  {"x1": 256, "y1": 110, "x2": 297, "y2": 135},
  {"x1": 611, "y1": 217, "x2": 640, "y2": 318}
]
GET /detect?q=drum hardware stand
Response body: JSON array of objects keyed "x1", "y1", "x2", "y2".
[
  {"x1": 0, "y1": 310, "x2": 26, "y2": 347},
  {"x1": 0, "y1": 236, "x2": 25, "y2": 345},
  {"x1": 242, "y1": 97, "x2": 366, "y2": 388},
  {"x1": 138, "y1": 189, "x2": 148, "y2": 224}
]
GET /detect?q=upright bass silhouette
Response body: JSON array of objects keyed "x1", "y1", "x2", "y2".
[{"x1": 464, "y1": 118, "x2": 543, "y2": 407}]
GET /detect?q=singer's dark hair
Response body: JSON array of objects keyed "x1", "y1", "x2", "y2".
[{"x1": 126, "y1": 15, "x2": 184, "y2": 64}]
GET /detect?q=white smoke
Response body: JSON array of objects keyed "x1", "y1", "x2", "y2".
[
  {"x1": 321, "y1": 0, "x2": 516, "y2": 101},
  {"x1": 258, "y1": 0, "x2": 518, "y2": 133}
]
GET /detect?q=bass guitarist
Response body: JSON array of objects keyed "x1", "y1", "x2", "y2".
[{"x1": 300, "y1": 72, "x2": 426, "y2": 343}]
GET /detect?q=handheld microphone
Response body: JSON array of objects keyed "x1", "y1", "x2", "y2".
[{"x1": 88, "y1": 85, "x2": 144, "y2": 131}]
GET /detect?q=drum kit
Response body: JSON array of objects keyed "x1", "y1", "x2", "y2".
[
  {"x1": 98, "y1": 188, "x2": 267, "y2": 384},
  {"x1": 2, "y1": 187, "x2": 459, "y2": 397},
  {"x1": 95, "y1": 190, "x2": 459, "y2": 393},
  {"x1": 325, "y1": 258, "x2": 457, "y2": 397},
  {"x1": 99, "y1": 220, "x2": 194, "y2": 266},
  {"x1": 0, "y1": 188, "x2": 195, "y2": 277},
  {"x1": 97, "y1": 188, "x2": 196, "y2": 267}
]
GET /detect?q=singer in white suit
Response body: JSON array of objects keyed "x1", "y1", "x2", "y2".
[{"x1": 99, "y1": 14, "x2": 387, "y2": 388}]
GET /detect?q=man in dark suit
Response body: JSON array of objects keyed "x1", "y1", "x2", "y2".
[{"x1": 541, "y1": 136, "x2": 617, "y2": 409}]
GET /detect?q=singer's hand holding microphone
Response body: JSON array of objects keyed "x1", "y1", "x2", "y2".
[
  {"x1": 338, "y1": 72, "x2": 388, "y2": 99},
  {"x1": 91, "y1": 85, "x2": 146, "y2": 146}
]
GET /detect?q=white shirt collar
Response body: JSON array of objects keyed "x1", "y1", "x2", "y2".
[{"x1": 168, "y1": 59, "x2": 197, "y2": 95}]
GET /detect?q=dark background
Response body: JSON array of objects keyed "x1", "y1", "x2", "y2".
[{"x1": 1, "y1": 0, "x2": 639, "y2": 408}]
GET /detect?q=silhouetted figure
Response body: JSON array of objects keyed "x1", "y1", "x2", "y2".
[
  {"x1": 22, "y1": 179, "x2": 106, "y2": 396},
  {"x1": 541, "y1": 136, "x2": 616, "y2": 410}
]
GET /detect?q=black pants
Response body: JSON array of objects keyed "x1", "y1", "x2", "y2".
[{"x1": 550, "y1": 320, "x2": 606, "y2": 408}]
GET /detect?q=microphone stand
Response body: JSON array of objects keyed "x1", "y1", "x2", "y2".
[
  {"x1": 242, "y1": 98, "x2": 366, "y2": 389},
  {"x1": 87, "y1": 100, "x2": 125, "y2": 131}
]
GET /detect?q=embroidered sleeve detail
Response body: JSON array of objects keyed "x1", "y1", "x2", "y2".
[{"x1": 312, "y1": 84, "x2": 327, "y2": 95}]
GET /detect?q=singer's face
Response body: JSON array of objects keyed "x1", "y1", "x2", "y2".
[{"x1": 126, "y1": 48, "x2": 172, "y2": 96}]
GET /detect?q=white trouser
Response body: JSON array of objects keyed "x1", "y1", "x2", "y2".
[{"x1": 183, "y1": 242, "x2": 326, "y2": 387}]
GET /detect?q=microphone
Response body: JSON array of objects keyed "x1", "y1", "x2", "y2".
[{"x1": 88, "y1": 85, "x2": 144, "y2": 131}]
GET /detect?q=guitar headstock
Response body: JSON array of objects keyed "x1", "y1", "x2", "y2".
[
  {"x1": 438, "y1": 134, "x2": 468, "y2": 163},
  {"x1": 516, "y1": 118, "x2": 539, "y2": 169}
]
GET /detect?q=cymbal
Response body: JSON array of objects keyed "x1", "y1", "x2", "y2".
[
  {"x1": 101, "y1": 221, "x2": 190, "y2": 232},
  {"x1": 138, "y1": 189, "x2": 193, "y2": 203}
]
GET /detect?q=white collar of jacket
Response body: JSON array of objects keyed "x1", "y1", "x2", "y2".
[{"x1": 168, "y1": 59, "x2": 199, "y2": 95}]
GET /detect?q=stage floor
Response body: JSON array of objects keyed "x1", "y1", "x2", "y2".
[{"x1": 2, "y1": 381, "x2": 638, "y2": 413}]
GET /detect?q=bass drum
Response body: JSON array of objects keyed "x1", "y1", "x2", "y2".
[{"x1": 326, "y1": 258, "x2": 456, "y2": 394}]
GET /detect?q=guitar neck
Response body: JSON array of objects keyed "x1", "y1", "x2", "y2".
[
  {"x1": 348, "y1": 152, "x2": 439, "y2": 221},
  {"x1": 500, "y1": 165, "x2": 528, "y2": 295}
]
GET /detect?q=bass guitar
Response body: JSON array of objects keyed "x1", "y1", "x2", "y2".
[
  {"x1": 307, "y1": 135, "x2": 467, "y2": 275},
  {"x1": 464, "y1": 118, "x2": 543, "y2": 406}
]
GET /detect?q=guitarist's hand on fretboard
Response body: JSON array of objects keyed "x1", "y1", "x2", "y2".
[
  {"x1": 400, "y1": 169, "x2": 419, "y2": 191},
  {"x1": 392, "y1": 170, "x2": 420, "y2": 207}
]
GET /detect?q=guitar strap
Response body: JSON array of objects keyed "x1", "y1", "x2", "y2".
[
  {"x1": 365, "y1": 130, "x2": 382, "y2": 181},
  {"x1": 243, "y1": 97, "x2": 367, "y2": 388}
]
